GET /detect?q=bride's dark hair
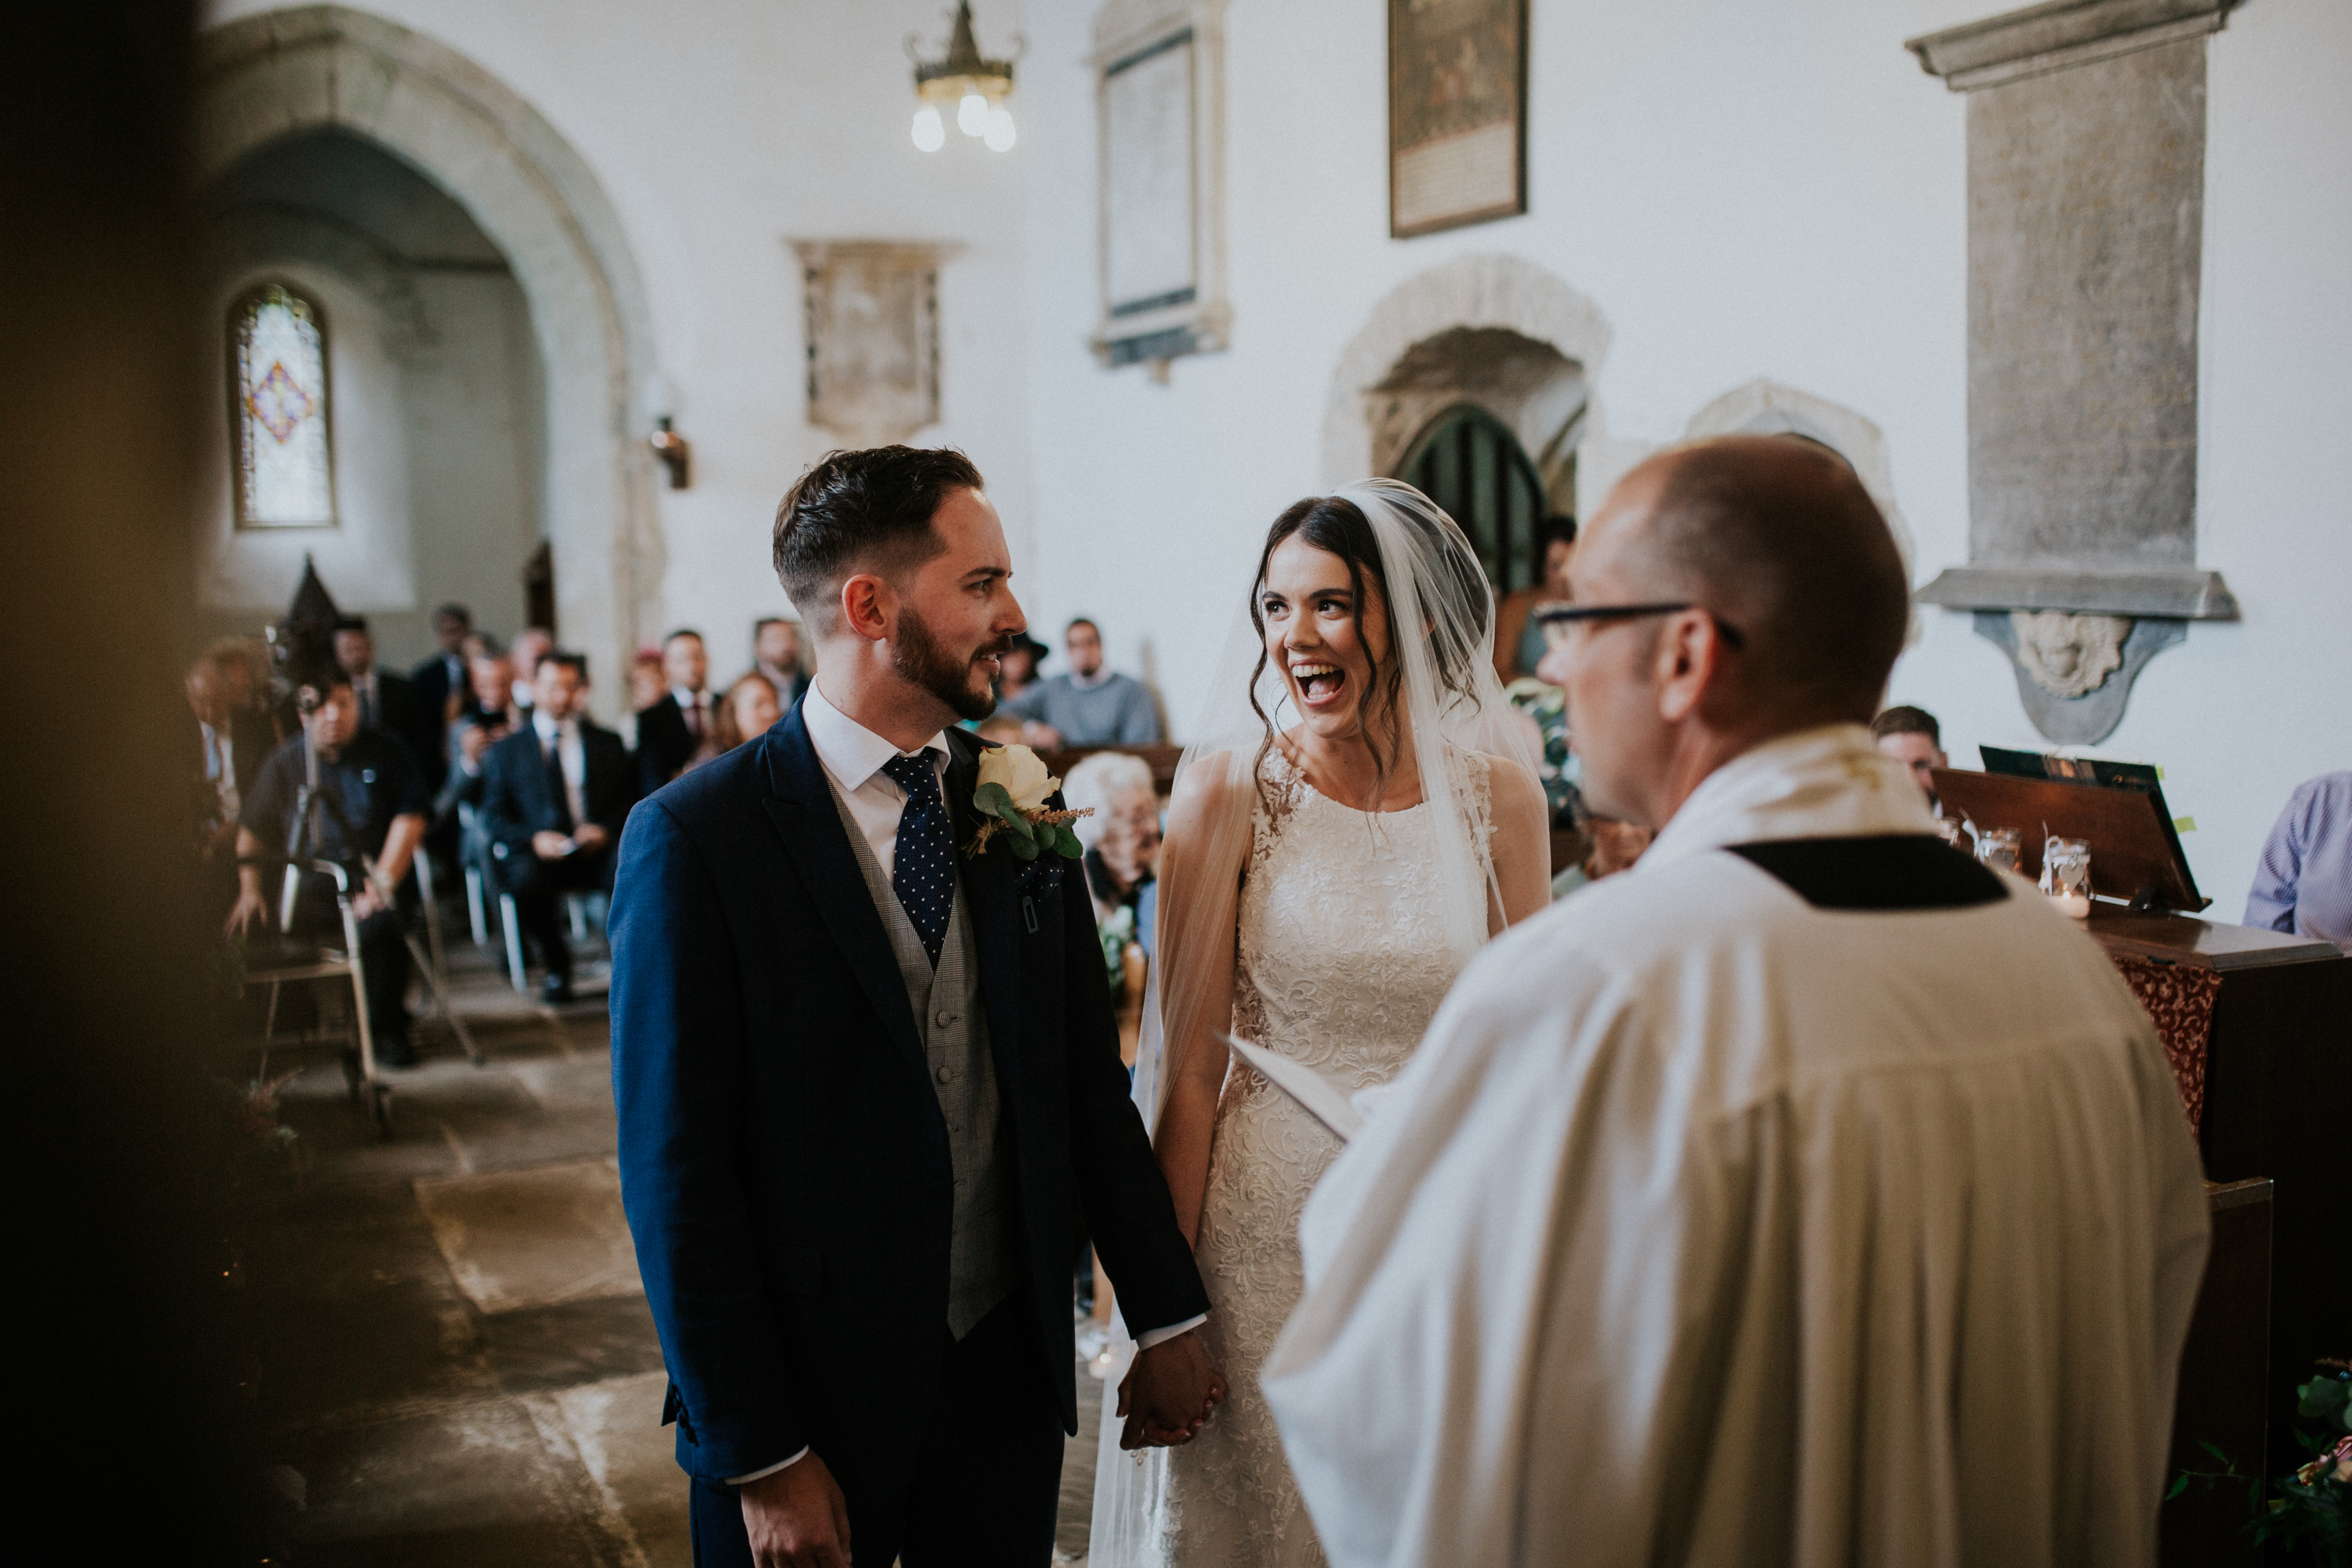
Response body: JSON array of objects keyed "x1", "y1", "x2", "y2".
[{"x1": 1247, "y1": 494, "x2": 1490, "y2": 812}]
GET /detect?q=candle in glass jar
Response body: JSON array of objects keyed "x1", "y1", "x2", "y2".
[{"x1": 2049, "y1": 888, "x2": 2091, "y2": 919}]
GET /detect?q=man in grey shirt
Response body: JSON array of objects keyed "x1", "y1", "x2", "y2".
[{"x1": 1003, "y1": 617, "x2": 1162, "y2": 745}]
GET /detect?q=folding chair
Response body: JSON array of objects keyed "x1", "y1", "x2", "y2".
[
  {"x1": 241, "y1": 860, "x2": 392, "y2": 1135},
  {"x1": 497, "y1": 886, "x2": 603, "y2": 994}
]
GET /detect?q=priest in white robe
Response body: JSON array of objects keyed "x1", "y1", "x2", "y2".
[{"x1": 1261, "y1": 436, "x2": 2211, "y2": 1568}]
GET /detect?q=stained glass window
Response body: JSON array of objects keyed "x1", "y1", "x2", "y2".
[{"x1": 230, "y1": 283, "x2": 335, "y2": 528}]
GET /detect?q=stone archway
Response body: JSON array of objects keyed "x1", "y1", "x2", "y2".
[
  {"x1": 1323, "y1": 253, "x2": 1612, "y2": 500},
  {"x1": 1684, "y1": 378, "x2": 1921, "y2": 641},
  {"x1": 195, "y1": 6, "x2": 662, "y2": 709}
]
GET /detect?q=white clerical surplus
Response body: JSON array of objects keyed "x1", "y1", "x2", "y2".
[{"x1": 1260, "y1": 438, "x2": 2211, "y2": 1568}]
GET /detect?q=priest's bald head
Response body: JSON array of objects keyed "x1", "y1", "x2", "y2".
[{"x1": 1538, "y1": 435, "x2": 1909, "y2": 830}]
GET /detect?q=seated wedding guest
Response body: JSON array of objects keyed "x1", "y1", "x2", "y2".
[
  {"x1": 508, "y1": 626, "x2": 554, "y2": 713},
  {"x1": 1548, "y1": 806, "x2": 1652, "y2": 900},
  {"x1": 1492, "y1": 514, "x2": 1578, "y2": 682},
  {"x1": 226, "y1": 666, "x2": 430, "y2": 1066},
  {"x1": 437, "y1": 651, "x2": 519, "y2": 809},
  {"x1": 1263, "y1": 435, "x2": 2209, "y2": 1568},
  {"x1": 186, "y1": 650, "x2": 272, "y2": 861},
  {"x1": 481, "y1": 651, "x2": 635, "y2": 1003},
  {"x1": 636, "y1": 628, "x2": 715, "y2": 791},
  {"x1": 627, "y1": 647, "x2": 667, "y2": 715},
  {"x1": 685, "y1": 671, "x2": 782, "y2": 773},
  {"x1": 331, "y1": 617, "x2": 433, "y2": 772},
  {"x1": 1064, "y1": 750, "x2": 1161, "y2": 954},
  {"x1": 409, "y1": 602, "x2": 473, "y2": 731},
  {"x1": 2246, "y1": 768, "x2": 2352, "y2": 953},
  {"x1": 751, "y1": 616, "x2": 810, "y2": 709},
  {"x1": 1872, "y1": 702, "x2": 1948, "y2": 807},
  {"x1": 995, "y1": 630, "x2": 1048, "y2": 705},
  {"x1": 209, "y1": 635, "x2": 281, "y2": 738},
  {"x1": 1002, "y1": 617, "x2": 1162, "y2": 746}
]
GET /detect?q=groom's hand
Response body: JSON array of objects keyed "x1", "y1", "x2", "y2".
[
  {"x1": 738, "y1": 1450, "x2": 851, "y2": 1568},
  {"x1": 1116, "y1": 1330, "x2": 1227, "y2": 1450}
]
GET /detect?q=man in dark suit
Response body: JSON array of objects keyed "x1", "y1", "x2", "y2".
[
  {"x1": 408, "y1": 602, "x2": 473, "y2": 738},
  {"x1": 333, "y1": 617, "x2": 438, "y2": 786},
  {"x1": 635, "y1": 627, "x2": 714, "y2": 793},
  {"x1": 751, "y1": 614, "x2": 810, "y2": 709},
  {"x1": 480, "y1": 650, "x2": 634, "y2": 1003},
  {"x1": 611, "y1": 447, "x2": 1223, "y2": 1568}
]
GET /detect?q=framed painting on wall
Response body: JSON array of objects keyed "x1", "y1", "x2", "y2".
[
  {"x1": 1389, "y1": 0, "x2": 1528, "y2": 239},
  {"x1": 1092, "y1": 0, "x2": 1230, "y2": 374}
]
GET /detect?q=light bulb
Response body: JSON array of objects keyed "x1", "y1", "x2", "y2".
[
  {"x1": 983, "y1": 106, "x2": 1016, "y2": 152},
  {"x1": 911, "y1": 105, "x2": 946, "y2": 152},
  {"x1": 957, "y1": 92, "x2": 989, "y2": 137}
]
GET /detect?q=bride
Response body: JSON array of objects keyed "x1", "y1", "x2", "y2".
[{"x1": 1092, "y1": 481, "x2": 1550, "y2": 1565}]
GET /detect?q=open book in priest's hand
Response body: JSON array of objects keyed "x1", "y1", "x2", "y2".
[{"x1": 1220, "y1": 1033, "x2": 1394, "y2": 1144}]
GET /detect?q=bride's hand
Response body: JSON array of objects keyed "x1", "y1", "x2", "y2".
[{"x1": 1116, "y1": 1330, "x2": 1227, "y2": 1449}]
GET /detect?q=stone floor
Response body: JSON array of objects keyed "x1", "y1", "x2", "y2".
[{"x1": 245, "y1": 929, "x2": 1103, "y2": 1566}]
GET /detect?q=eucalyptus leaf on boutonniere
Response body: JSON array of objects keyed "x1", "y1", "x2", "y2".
[{"x1": 965, "y1": 743, "x2": 1090, "y2": 862}]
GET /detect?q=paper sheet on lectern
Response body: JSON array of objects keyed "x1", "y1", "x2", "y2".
[{"x1": 1222, "y1": 1033, "x2": 1362, "y2": 1143}]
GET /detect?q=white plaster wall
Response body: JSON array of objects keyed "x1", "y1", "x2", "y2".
[
  {"x1": 399, "y1": 268, "x2": 543, "y2": 661},
  {"x1": 201, "y1": 260, "x2": 417, "y2": 618},
  {"x1": 203, "y1": 0, "x2": 1038, "y2": 692},
  {"x1": 1012, "y1": 0, "x2": 1970, "y2": 745},
  {"x1": 1007, "y1": 0, "x2": 2345, "y2": 911}
]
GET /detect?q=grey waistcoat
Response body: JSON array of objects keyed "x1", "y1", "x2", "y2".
[{"x1": 827, "y1": 779, "x2": 1019, "y2": 1340}]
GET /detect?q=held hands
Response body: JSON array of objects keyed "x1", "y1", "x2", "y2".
[
  {"x1": 531, "y1": 830, "x2": 573, "y2": 860},
  {"x1": 738, "y1": 1450, "x2": 851, "y2": 1568},
  {"x1": 1116, "y1": 1329, "x2": 1227, "y2": 1450}
]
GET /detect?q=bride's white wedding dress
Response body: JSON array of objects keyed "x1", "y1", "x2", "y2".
[{"x1": 1102, "y1": 747, "x2": 1492, "y2": 1566}]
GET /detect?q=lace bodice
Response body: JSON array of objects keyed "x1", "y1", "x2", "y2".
[{"x1": 1133, "y1": 748, "x2": 1492, "y2": 1567}]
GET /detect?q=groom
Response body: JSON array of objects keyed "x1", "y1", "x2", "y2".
[{"x1": 612, "y1": 446, "x2": 1222, "y2": 1567}]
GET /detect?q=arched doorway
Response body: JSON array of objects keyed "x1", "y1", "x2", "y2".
[
  {"x1": 193, "y1": 7, "x2": 661, "y2": 715},
  {"x1": 200, "y1": 128, "x2": 547, "y2": 665},
  {"x1": 1396, "y1": 404, "x2": 1550, "y2": 596}
]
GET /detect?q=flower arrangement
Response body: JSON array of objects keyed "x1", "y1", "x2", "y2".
[
  {"x1": 2171, "y1": 1359, "x2": 2351, "y2": 1565},
  {"x1": 965, "y1": 743, "x2": 1090, "y2": 861},
  {"x1": 2268, "y1": 1362, "x2": 2352, "y2": 1563}
]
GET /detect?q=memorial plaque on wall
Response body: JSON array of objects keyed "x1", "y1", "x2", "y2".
[
  {"x1": 1092, "y1": 0, "x2": 1231, "y2": 372},
  {"x1": 1906, "y1": 0, "x2": 2241, "y2": 744},
  {"x1": 1968, "y1": 39, "x2": 2202, "y2": 571},
  {"x1": 1389, "y1": 0, "x2": 1527, "y2": 239}
]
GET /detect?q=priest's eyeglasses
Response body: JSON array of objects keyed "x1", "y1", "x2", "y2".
[{"x1": 1532, "y1": 603, "x2": 1747, "y2": 652}]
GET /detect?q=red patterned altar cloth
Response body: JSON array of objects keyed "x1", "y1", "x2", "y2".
[{"x1": 2109, "y1": 954, "x2": 2223, "y2": 1135}]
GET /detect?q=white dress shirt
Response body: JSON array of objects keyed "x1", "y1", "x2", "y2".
[
  {"x1": 673, "y1": 684, "x2": 713, "y2": 738},
  {"x1": 730, "y1": 684, "x2": 1202, "y2": 1484},
  {"x1": 532, "y1": 711, "x2": 588, "y2": 830},
  {"x1": 198, "y1": 720, "x2": 239, "y2": 821}
]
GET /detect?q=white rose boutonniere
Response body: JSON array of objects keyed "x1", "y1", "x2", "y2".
[{"x1": 968, "y1": 743, "x2": 1090, "y2": 861}]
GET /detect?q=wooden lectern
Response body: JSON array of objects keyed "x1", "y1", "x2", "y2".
[{"x1": 1935, "y1": 766, "x2": 2350, "y2": 1515}]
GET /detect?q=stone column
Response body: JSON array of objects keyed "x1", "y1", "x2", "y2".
[{"x1": 1906, "y1": 0, "x2": 2241, "y2": 743}]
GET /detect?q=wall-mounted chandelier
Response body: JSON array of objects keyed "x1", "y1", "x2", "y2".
[{"x1": 908, "y1": 2, "x2": 1021, "y2": 153}]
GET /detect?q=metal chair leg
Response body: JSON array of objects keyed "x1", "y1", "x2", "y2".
[
  {"x1": 500, "y1": 892, "x2": 528, "y2": 992},
  {"x1": 465, "y1": 865, "x2": 488, "y2": 946},
  {"x1": 338, "y1": 893, "x2": 391, "y2": 1136}
]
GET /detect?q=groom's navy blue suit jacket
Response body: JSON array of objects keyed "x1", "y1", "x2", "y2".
[{"x1": 610, "y1": 704, "x2": 1208, "y2": 1485}]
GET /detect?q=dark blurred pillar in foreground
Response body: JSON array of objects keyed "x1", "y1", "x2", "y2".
[{"x1": 0, "y1": 2, "x2": 257, "y2": 1559}]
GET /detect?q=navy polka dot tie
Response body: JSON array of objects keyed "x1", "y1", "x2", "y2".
[{"x1": 882, "y1": 752, "x2": 954, "y2": 967}]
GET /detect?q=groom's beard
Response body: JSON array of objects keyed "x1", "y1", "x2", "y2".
[{"x1": 893, "y1": 606, "x2": 1004, "y2": 723}]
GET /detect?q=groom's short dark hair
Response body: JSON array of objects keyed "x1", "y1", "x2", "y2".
[{"x1": 773, "y1": 446, "x2": 985, "y2": 629}]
